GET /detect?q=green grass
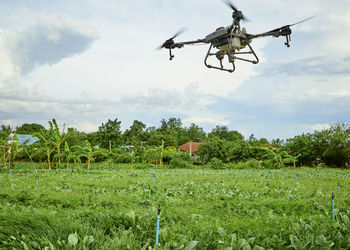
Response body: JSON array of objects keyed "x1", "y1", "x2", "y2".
[{"x1": 0, "y1": 163, "x2": 350, "y2": 249}]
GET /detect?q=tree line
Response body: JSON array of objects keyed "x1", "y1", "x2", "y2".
[{"x1": 0, "y1": 118, "x2": 349, "y2": 169}]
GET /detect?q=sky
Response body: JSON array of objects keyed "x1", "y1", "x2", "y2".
[{"x1": 0, "y1": 0, "x2": 349, "y2": 140}]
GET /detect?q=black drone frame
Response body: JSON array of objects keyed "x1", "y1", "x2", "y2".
[{"x1": 158, "y1": 1, "x2": 314, "y2": 73}]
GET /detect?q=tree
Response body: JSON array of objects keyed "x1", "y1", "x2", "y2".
[
  {"x1": 16, "y1": 123, "x2": 45, "y2": 134},
  {"x1": 159, "y1": 118, "x2": 182, "y2": 132},
  {"x1": 196, "y1": 136, "x2": 249, "y2": 164},
  {"x1": 0, "y1": 125, "x2": 12, "y2": 140},
  {"x1": 123, "y1": 120, "x2": 147, "y2": 146},
  {"x1": 184, "y1": 123, "x2": 206, "y2": 142},
  {"x1": 284, "y1": 133, "x2": 318, "y2": 166},
  {"x1": 98, "y1": 119, "x2": 122, "y2": 151},
  {"x1": 66, "y1": 127, "x2": 87, "y2": 147},
  {"x1": 208, "y1": 126, "x2": 244, "y2": 142},
  {"x1": 321, "y1": 123, "x2": 350, "y2": 167}
]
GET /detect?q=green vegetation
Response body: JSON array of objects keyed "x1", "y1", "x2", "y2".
[
  {"x1": 1, "y1": 119, "x2": 350, "y2": 248},
  {"x1": 1, "y1": 119, "x2": 350, "y2": 170},
  {"x1": 0, "y1": 164, "x2": 349, "y2": 249}
]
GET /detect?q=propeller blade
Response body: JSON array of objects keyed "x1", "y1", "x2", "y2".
[
  {"x1": 156, "y1": 43, "x2": 166, "y2": 50},
  {"x1": 290, "y1": 16, "x2": 317, "y2": 27},
  {"x1": 224, "y1": 0, "x2": 238, "y2": 12},
  {"x1": 157, "y1": 28, "x2": 187, "y2": 50},
  {"x1": 171, "y1": 27, "x2": 187, "y2": 40}
]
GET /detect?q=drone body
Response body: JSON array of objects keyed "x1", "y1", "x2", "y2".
[{"x1": 158, "y1": 1, "x2": 314, "y2": 73}]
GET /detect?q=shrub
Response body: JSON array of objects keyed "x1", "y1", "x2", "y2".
[
  {"x1": 133, "y1": 163, "x2": 154, "y2": 169},
  {"x1": 206, "y1": 157, "x2": 225, "y2": 169},
  {"x1": 169, "y1": 151, "x2": 193, "y2": 169},
  {"x1": 114, "y1": 153, "x2": 135, "y2": 164},
  {"x1": 227, "y1": 159, "x2": 262, "y2": 169}
]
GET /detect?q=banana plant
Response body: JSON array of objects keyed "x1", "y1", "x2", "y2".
[
  {"x1": 74, "y1": 140, "x2": 95, "y2": 169},
  {"x1": 262, "y1": 148, "x2": 285, "y2": 169},
  {"x1": 64, "y1": 141, "x2": 81, "y2": 169},
  {"x1": 283, "y1": 153, "x2": 301, "y2": 169},
  {"x1": 33, "y1": 128, "x2": 56, "y2": 169},
  {"x1": 50, "y1": 119, "x2": 68, "y2": 168}
]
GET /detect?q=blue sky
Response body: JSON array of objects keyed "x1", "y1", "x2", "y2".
[{"x1": 0, "y1": 0, "x2": 349, "y2": 140}]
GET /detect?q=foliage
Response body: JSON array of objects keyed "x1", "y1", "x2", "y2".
[
  {"x1": 16, "y1": 123, "x2": 45, "y2": 134},
  {"x1": 97, "y1": 118, "x2": 122, "y2": 150},
  {"x1": 285, "y1": 123, "x2": 350, "y2": 167},
  {"x1": 208, "y1": 125, "x2": 244, "y2": 142},
  {"x1": 0, "y1": 164, "x2": 350, "y2": 249},
  {"x1": 2, "y1": 118, "x2": 350, "y2": 169},
  {"x1": 73, "y1": 140, "x2": 96, "y2": 169},
  {"x1": 197, "y1": 136, "x2": 249, "y2": 164},
  {"x1": 206, "y1": 157, "x2": 225, "y2": 169},
  {"x1": 168, "y1": 151, "x2": 193, "y2": 169}
]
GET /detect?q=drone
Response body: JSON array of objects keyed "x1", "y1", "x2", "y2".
[{"x1": 157, "y1": 0, "x2": 315, "y2": 73}]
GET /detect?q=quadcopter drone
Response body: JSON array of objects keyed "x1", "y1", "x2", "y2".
[{"x1": 158, "y1": 0, "x2": 315, "y2": 73}]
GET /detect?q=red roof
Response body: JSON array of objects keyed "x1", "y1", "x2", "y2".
[{"x1": 178, "y1": 142, "x2": 203, "y2": 153}]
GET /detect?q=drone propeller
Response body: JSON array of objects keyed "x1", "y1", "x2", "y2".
[
  {"x1": 262, "y1": 16, "x2": 316, "y2": 36},
  {"x1": 223, "y1": 0, "x2": 249, "y2": 21},
  {"x1": 157, "y1": 28, "x2": 187, "y2": 50},
  {"x1": 290, "y1": 16, "x2": 317, "y2": 27}
]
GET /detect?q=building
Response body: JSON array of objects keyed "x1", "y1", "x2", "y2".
[
  {"x1": 8, "y1": 134, "x2": 39, "y2": 146},
  {"x1": 178, "y1": 142, "x2": 203, "y2": 156}
]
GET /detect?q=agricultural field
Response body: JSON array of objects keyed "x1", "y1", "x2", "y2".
[{"x1": 0, "y1": 164, "x2": 349, "y2": 249}]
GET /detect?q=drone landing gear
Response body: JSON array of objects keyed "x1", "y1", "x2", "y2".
[
  {"x1": 284, "y1": 35, "x2": 291, "y2": 47},
  {"x1": 204, "y1": 42, "x2": 259, "y2": 73},
  {"x1": 168, "y1": 49, "x2": 174, "y2": 60},
  {"x1": 204, "y1": 44, "x2": 235, "y2": 73}
]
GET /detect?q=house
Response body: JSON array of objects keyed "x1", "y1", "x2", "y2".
[
  {"x1": 8, "y1": 134, "x2": 39, "y2": 146},
  {"x1": 178, "y1": 142, "x2": 203, "y2": 156}
]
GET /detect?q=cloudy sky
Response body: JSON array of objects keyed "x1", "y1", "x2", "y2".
[{"x1": 0, "y1": 0, "x2": 349, "y2": 140}]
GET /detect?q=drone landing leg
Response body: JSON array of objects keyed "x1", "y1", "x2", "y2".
[
  {"x1": 204, "y1": 44, "x2": 235, "y2": 73},
  {"x1": 285, "y1": 35, "x2": 291, "y2": 47},
  {"x1": 168, "y1": 49, "x2": 174, "y2": 60},
  {"x1": 229, "y1": 42, "x2": 259, "y2": 64}
]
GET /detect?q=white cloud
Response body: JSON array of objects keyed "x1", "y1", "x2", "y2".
[
  {"x1": 5, "y1": 15, "x2": 98, "y2": 76},
  {"x1": 0, "y1": 0, "x2": 350, "y2": 140},
  {"x1": 182, "y1": 117, "x2": 230, "y2": 126},
  {"x1": 309, "y1": 123, "x2": 331, "y2": 132}
]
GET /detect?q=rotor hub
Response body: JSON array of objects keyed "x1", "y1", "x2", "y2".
[{"x1": 232, "y1": 10, "x2": 243, "y2": 20}]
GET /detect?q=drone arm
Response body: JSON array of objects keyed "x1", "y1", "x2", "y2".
[
  {"x1": 171, "y1": 39, "x2": 206, "y2": 48},
  {"x1": 249, "y1": 30, "x2": 280, "y2": 39}
]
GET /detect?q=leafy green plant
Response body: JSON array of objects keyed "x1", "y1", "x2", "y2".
[{"x1": 206, "y1": 157, "x2": 225, "y2": 169}]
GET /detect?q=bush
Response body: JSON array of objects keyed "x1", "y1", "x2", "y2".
[
  {"x1": 133, "y1": 163, "x2": 154, "y2": 169},
  {"x1": 206, "y1": 157, "x2": 225, "y2": 169},
  {"x1": 262, "y1": 160, "x2": 275, "y2": 169},
  {"x1": 169, "y1": 151, "x2": 193, "y2": 169},
  {"x1": 227, "y1": 159, "x2": 262, "y2": 169},
  {"x1": 94, "y1": 148, "x2": 110, "y2": 162},
  {"x1": 114, "y1": 153, "x2": 135, "y2": 164}
]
